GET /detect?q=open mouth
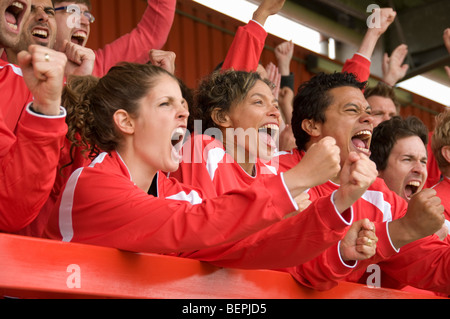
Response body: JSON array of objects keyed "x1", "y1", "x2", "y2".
[
  {"x1": 404, "y1": 180, "x2": 421, "y2": 200},
  {"x1": 71, "y1": 30, "x2": 87, "y2": 45},
  {"x1": 351, "y1": 130, "x2": 372, "y2": 154},
  {"x1": 171, "y1": 127, "x2": 186, "y2": 157},
  {"x1": 258, "y1": 124, "x2": 279, "y2": 148},
  {"x1": 31, "y1": 27, "x2": 49, "y2": 40},
  {"x1": 5, "y1": 1, "x2": 26, "y2": 33}
]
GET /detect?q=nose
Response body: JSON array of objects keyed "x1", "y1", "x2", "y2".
[
  {"x1": 177, "y1": 100, "x2": 190, "y2": 120},
  {"x1": 411, "y1": 160, "x2": 427, "y2": 179},
  {"x1": 268, "y1": 104, "x2": 281, "y2": 122},
  {"x1": 361, "y1": 111, "x2": 374, "y2": 126},
  {"x1": 34, "y1": 6, "x2": 49, "y2": 22}
]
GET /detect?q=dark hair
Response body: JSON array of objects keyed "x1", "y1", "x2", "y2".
[
  {"x1": 52, "y1": 0, "x2": 92, "y2": 10},
  {"x1": 65, "y1": 63, "x2": 179, "y2": 160},
  {"x1": 291, "y1": 72, "x2": 367, "y2": 150},
  {"x1": 370, "y1": 116, "x2": 428, "y2": 171},
  {"x1": 364, "y1": 82, "x2": 400, "y2": 111},
  {"x1": 194, "y1": 70, "x2": 269, "y2": 132}
]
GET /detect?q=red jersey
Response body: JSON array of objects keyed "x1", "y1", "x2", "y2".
[
  {"x1": 167, "y1": 134, "x2": 354, "y2": 269},
  {"x1": 276, "y1": 148, "x2": 450, "y2": 295},
  {"x1": 44, "y1": 150, "x2": 303, "y2": 256},
  {"x1": 92, "y1": 0, "x2": 176, "y2": 77},
  {"x1": 426, "y1": 131, "x2": 442, "y2": 188},
  {"x1": 433, "y1": 176, "x2": 450, "y2": 234},
  {"x1": 221, "y1": 20, "x2": 267, "y2": 72},
  {"x1": 0, "y1": 60, "x2": 67, "y2": 232}
]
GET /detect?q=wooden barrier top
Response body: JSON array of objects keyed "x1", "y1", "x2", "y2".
[{"x1": 0, "y1": 233, "x2": 444, "y2": 299}]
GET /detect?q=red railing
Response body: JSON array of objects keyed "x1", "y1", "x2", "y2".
[{"x1": 0, "y1": 233, "x2": 444, "y2": 299}]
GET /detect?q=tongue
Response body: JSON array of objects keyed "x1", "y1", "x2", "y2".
[
  {"x1": 352, "y1": 137, "x2": 365, "y2": 149},
  {"x1": 259, "y1": 131, "x2": 276, "y2": 148},
  {"x1": 405, "y1": 185, "x2": 413, "y2": 198},
  {"x1": 5, "y1": 11, "x2": 17, "y2": 25}
]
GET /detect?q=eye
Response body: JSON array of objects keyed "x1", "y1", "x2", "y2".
[{"x1": 46, "y1": 9, "x2": 56, "y2": 16}]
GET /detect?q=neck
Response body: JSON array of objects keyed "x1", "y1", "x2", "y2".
[
  {"x1": 117, "y1": 147, "x2": 157, "y2": 193},
  {"x1": 4, "y1": 48, "x2": 17, "y2": 64},
  {"x1": 222, "y1": 134, "x2": 257, "y2": 176}
]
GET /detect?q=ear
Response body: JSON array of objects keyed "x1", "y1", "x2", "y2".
[
  {"x1": 441, "y1": 145, "x2": 450, "y2": 164},
  {"x1": 113, "y1": 109, "x2": 135, "y2": 135},
  {"x1": 211, "y1": 107, "x2": 232, "y2": 128},
  {"x1": 301, "y1": 119, "x2": 321, "y2": 137}
]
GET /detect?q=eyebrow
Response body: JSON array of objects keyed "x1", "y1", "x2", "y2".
[{"x1": 250, "y1": 93, "x2": 278, "y2": 103}]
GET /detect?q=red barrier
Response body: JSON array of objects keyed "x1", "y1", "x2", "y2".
[{"x1": 0, "y1": 233, "x2": 444, "y2": 299}]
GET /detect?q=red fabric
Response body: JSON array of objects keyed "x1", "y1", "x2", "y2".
[
  {"x1": 92, "y1": 0, "x2": 176, "y2": 77},
  {"x1": 342, "y1": 53, "x2": 372, "y2": 83},
  {"x1": 221, "y1": 20, "x2": 267, "y2": 72},
  {"x1": 168, "y1": 134, "x2": 353, "y2": 269},
  {"x1": 0, "y1": 61, "x2": 67, "y2": 232},
  {"x1": 44, "y1": 150, "x2": 299, "y2": 255},
  {"x1": 276, "y1": 148, "x2": 450, "y2": 295},
  {"x1": 426, "y1": 131, "x2": 442, "y2": 188}
]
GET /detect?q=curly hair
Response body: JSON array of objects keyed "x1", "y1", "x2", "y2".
[
  {"x1": 370, "y1": 116, "x2": 428, "y2": 171},
  {"x1": 60, "y1": 74, "x2": 98, "y2": 171},
  {"x1": 193, "y1": 70, "x2": 271, "y2": 132},
  {"x1": 432, "y1": 110, "x2": 450, "y2": 171},
  {"x1": 291, "y1": 72, "x2": 367, "y2": 151}
]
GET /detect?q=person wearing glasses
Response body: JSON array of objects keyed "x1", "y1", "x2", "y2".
[
  {"x1": 51, "y1": 0, "x2": 176, "y2": 77},
  {"x1": 2, "y1": 0, "x2": 96, "y2": 76}
]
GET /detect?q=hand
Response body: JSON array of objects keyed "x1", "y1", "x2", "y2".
[
  {"x1": 282, "y1": 136, "x2": 340, "y2": 199},
  {"x1": 17, "y1": 45, "x2": 67, "y2": 116},
  {"x1": 297, "y1": 136, "x2": 341, "y2": 187},
  {"x1": 340, "y1": 218, "x2": 378, "y2": 261},
  {"x1": 275, "y1": 40, "x2": 294, "y2": 75},
  {"x1": 278, "y1": 124, "x2": 296, "y2": 152},
  {"x1": 435, "y1": 223, "x2": 449, "y2": 241},
  {"x1": 252, "y1": 0, "x2": 286, "y2": 26},
  {"x1": 368, "y1": 8, "x2": 396, "y2": 37},
  {"x1": 62, "y1": 40, "x2": 95, "y2": 76},
  {"x1": 278, "y1": 86, "x2": 294, "y2": 124},
  {"x1": 334, "y1": 152, "x2": 378, "y2": 213},
  {"x1": 283, "y1": 192, "x2": 311, "y2": 219},
  {"x1": 265, "y1": 62, "x2": 281, "y2": 99},
  {"x1": 149, "y1": 49, "x2": 176, "y2": 74},
  {"x1": 443, "y1": 29, "x2": 450, "y2": 78},
  {"x1": 389, "y1": 188, "x2": 445, "y2": 249},
  {"x1": 382, "y1": 44, "x2": 409, "y2": 86},
  {"x1": 443, "y1": 28, "x2": 450, "y2": 53}
]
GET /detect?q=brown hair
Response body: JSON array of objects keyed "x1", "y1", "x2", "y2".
[
  {"x1": 364, "y1": 82, "x2": 400, "y2": 112},
  {"x1": 52, "y1": 0, "x2": 92, "y2": 10},
  {"x1": 64, "y1": 63, "x2": 178, "y2": 160},
  {"x1": 194, "y1": 70, "x2": 270, "y2": 131},
  {"x1": 432, "y1": 110, "x2": 450, "y2": 171}
]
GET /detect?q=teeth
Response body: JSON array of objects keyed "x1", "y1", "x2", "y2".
[
  {"x1": 354, "y1": 130, "x2": 372, "y2": 137},
  {"x1": 7, "y1": 22, "x2": 17, "y2": 30},
  {"x1": 408, "y1": 181, "x2": 421, "y2": 187},
  {"x1": 356, "y1": 147, "x2": 369, "y2": 152},
  {"x1": 12, "y1": 1, "x2": 24, "y2": 10},
  {"x1": 32, "y1": 29, "x2": 48, "y2": 37},
  {"x1": 171, "y1": 128, "x2": 185, "y2": 149},
  {"x1": 72, "y1": 31, "x2": 86, "y2": 39},
  {"x1": 259, "y1": 124, "x2": 279, "y2": 131}
]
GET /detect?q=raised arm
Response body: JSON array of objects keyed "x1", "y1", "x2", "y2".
[{"x1": 93, "y1": 0, "x2": 176, "y2": 77}]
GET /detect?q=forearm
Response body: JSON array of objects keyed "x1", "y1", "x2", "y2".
[{"x1": 0, "y1": 105, "x2": 67, "y2": 232}]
